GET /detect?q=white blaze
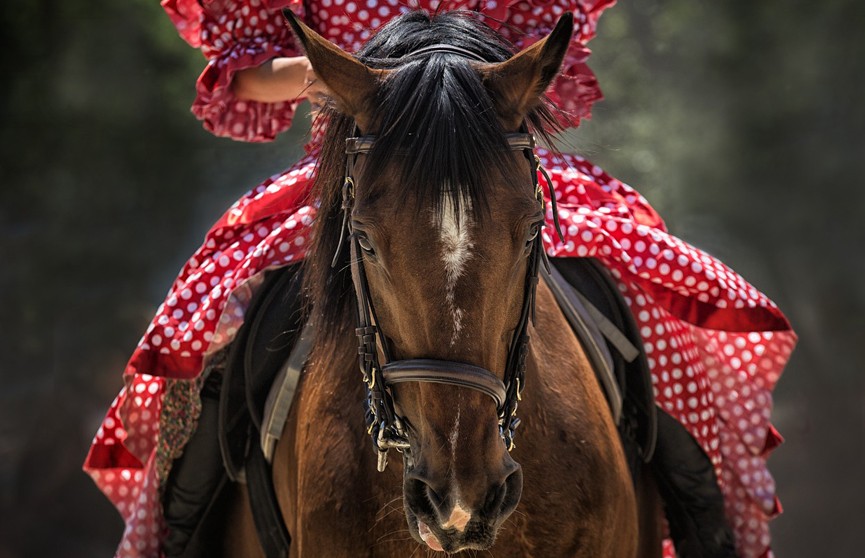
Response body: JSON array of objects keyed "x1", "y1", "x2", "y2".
[
  {"x1": 436, "y1": 196, "x2": 475, "y2": 533},
  {"x1": 449, "y1": 398, "x2": 461, "y2": 463},
  {"x1": 443, "y1": 392, "x2": 473, "y2": 532},
  {"x1": 438, "y1": 195, "x2": 473, "y2": 346}
]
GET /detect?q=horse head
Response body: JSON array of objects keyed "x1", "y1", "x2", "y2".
[{"x1": 290, "y1": 10, "x2": 573, "y2": 553}]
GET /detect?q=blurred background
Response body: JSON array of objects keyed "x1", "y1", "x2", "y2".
[{"x1": 1, "y1": 0, "x2": 862, "y2": 556}]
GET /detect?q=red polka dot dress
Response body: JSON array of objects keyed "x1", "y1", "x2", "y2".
[{"x1": 84, "y1": 1, "x2": 796, "y2": 556}]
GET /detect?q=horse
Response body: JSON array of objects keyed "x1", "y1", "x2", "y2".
[{"x1": 221, "y1": 10, "x2": 662, "y2": 557}]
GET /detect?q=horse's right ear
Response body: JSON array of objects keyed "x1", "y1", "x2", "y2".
[
  {"x1": 283, "y1": 10, "x2": 386, "y2": 132},
  {"x1": 478, "y1": 13, "x2": 574, "y2": 130}
]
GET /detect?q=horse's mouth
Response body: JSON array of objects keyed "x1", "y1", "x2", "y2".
[
  {"x1": 407, "y1": 511, "x2": 496, "y2": 554},
  {"x1": 417, "y1": 519, "x2": 445, "y2": 552}
]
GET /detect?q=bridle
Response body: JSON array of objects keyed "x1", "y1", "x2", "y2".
[
  {"x1": 330, "y1": 46, "x2": 564, "y2": 472},
  {"x1": 331, "y1": 131, "x2": 564, "y2": 472}
]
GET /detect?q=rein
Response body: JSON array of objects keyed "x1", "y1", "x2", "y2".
[{"x1": 333, "y1": 131, "x2": 564, "y2": 471}]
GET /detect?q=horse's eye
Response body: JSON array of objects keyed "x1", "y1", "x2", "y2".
[
  {"x1": 357, "y1": 234, "x2": 376, "y2": 255},
  {"x1": 527, "y1": 223, "x2": 541, "y2": 246}
]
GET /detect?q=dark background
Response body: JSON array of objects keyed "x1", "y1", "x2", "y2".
[{"x1": 1, "y1": 0, "x2": 862, "y2": 556}]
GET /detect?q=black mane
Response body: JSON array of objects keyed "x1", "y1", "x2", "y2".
[
  {"x1": 360, "y1": 11, "x2": 516, "y2": 219},
  {"x1": 303, "y1": 10, "x2": 561, "y2": 348}
]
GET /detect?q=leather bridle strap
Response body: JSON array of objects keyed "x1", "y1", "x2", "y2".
[
  {"x1": 382, "y1": 360, "x2": 507, "y2": 409},
  {"x1": 400, "y1": 44, "x2": 488, "y2": 62}
]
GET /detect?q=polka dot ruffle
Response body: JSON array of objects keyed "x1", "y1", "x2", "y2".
[
  {"x1": 84, "y1": 153, "x2": 317, "y2": 558},
  {"x1": 171, "y1": 0, "x2": 613, "y2": 140},
  {"x1": 85, "y1": 376, "x2": 165, "y2": 557},
  {"x1": 537, "y1": 148, "x2": 796, "y2": 557}
]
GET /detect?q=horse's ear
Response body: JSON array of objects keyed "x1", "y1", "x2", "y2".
[
  {"x1": 283, "y1": 10, "x2": 385, "y2": 132},
  {"x1": 478, "y1": 13, "x2": 574, "y2": 130}
]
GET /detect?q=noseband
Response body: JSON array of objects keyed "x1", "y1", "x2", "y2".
[{"x1": 332, "y1": 130, "x2": 563, "y2": 472}]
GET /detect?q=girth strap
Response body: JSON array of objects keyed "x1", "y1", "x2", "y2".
[
  {"x1": 382, "y1": 359, "x2": 507, "y2": 410},
  {"x1": 246, "y1": 442, "x2": 291, "y2": 557}
]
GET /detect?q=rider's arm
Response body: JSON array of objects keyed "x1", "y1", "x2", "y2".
[{"x1": 232, "y1": 56, "x2": 320, "y2": 103}]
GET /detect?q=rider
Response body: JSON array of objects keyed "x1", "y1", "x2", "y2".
[{"x1": 84, "y1": 1, "x2": 796, "y2": 557}]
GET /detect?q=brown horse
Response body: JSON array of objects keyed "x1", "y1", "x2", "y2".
[{"x1": 223, "y1": 10, "x2": 661, "y2": 557}]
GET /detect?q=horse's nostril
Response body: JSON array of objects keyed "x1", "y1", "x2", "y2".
[
  {"x1": 425, "y1": 483, "x2": 444, "y2": 509},
  {"x1": 483, "y1": 480, "x2": 506, "y2": 512},
  {"x1": 406, "y1": 477, "x2": 442, "y2": 517},
  {"x1": 483, "y1": 467, "x2": 523, "y2": 515},
  {"x1": 494, "y1": 466, "x2": 523, "y2": 515}
]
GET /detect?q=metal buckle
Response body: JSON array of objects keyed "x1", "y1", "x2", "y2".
[
  {"x1": 375, "y1": 420, "x2": 411, "y2": 472},
  {"x1": 376, "y1": 424, "x2": 390, "y2": 472}
]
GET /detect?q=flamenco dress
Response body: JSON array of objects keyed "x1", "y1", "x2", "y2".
[{"x1": 83, "y1": 1, "x2": 797, "y2": 556}]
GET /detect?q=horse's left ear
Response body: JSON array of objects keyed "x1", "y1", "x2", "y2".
[
  {"x1": 478, "y1": 13, "x2": 574, "y2": 130},
  {"x1": 283, "y1": 9, "x2": 387, "y2": 132}
]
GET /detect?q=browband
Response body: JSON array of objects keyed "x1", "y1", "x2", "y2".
[
  {"x1": 346, "y1": 133, "x2": 535, "y2": 155},
  {"x1": 400, "y1": 43, "x2": 488, "y2": 63}
]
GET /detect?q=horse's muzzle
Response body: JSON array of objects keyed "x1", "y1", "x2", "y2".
[{"x1": 403, "y1": 462, "x2": 523, "y2": 552}]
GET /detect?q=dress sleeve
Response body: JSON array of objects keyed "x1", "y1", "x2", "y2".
[
  {"x1": 488, "y1": 0, "x2": 616, "y2": 127},
  {"x1": 161, "y1": 0, "x2": 307, "y2": 142}
]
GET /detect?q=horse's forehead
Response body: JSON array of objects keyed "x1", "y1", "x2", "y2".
[{"x1": 353, "y1": 156, "x2": 537, "y2": 229}]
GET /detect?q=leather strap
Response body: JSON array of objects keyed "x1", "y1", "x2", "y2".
[
  {"x1": 345, "y1": 136, "x2": 376, "y2": 155},
  {"x1": 347, "y1": 134, "x2": 534, "y2": 156},
  {"x1": 504, "y1": 133, "x2": 535, "y2": 151},
  {"x1": 219, "y1": 267, "x2": 302, "y2": 482},
  {"x1": 573, "y1": 288, "x2": 640, "y2": 363},
  {"x1": 260, "y1": 320, "x2": 315, "y2": 462},
  {"x1": 551, "y1": 257, "x2": 658, "y2": 464},
  {"x1": 246, "y1": 442, "x2": 291, "y2": 557},
  {"x1": 382, "y1": 359, "x2": 507, "y2": 409},
  {"x1": 401, "y1": 44, "x2": 488, "y2": 62},
  {"x1": 542, "y1": 264, "x2": 623, "y2": 424}
]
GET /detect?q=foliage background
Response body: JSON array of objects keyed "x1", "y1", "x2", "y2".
[{"x1": 1, "y1": 0, "x2": 862, "y2": 555}]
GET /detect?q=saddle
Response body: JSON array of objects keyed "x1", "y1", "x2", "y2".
[
  {"x1": 182, "y1": 258, "x2": 733, "y2": 557},
  {"x1": 550, "y1": 259, "x2": 735, "y2": 556},
  {"x1": 161, "y1": 265, "x2": 305, "y2": 558}
]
